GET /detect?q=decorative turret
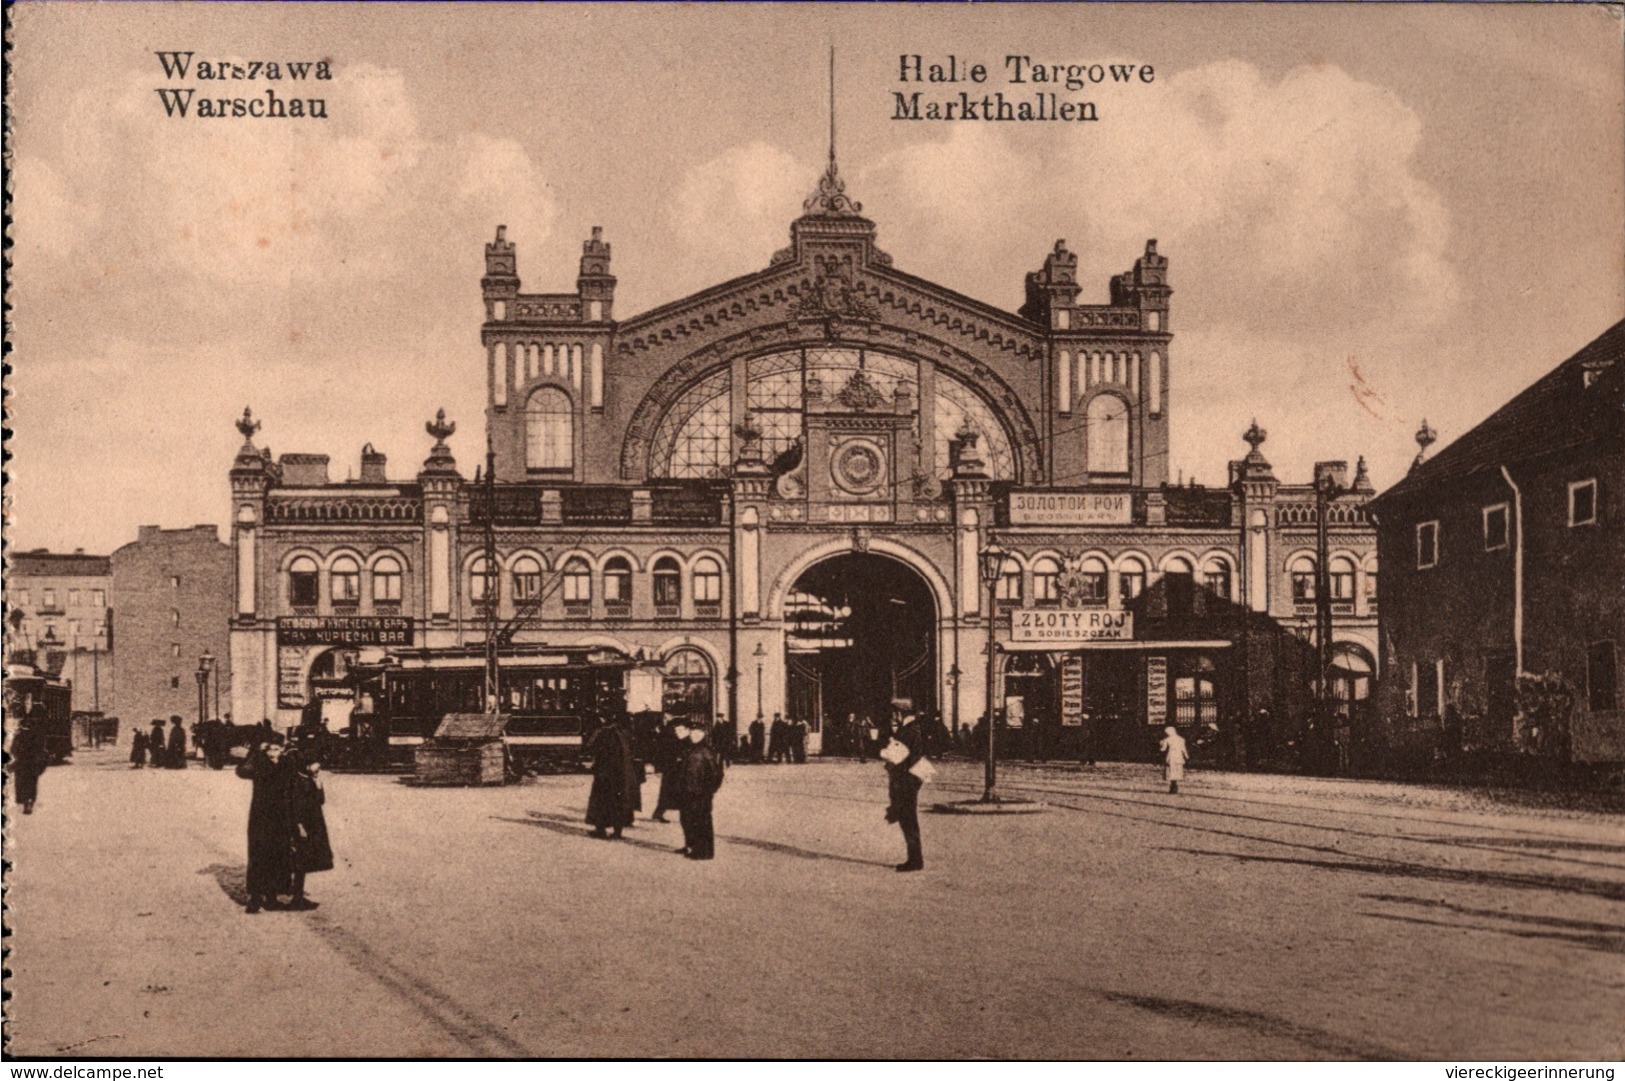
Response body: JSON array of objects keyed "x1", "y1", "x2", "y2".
[
  {"x1": 949, "y1": 420, "x2": 988, "y2": 479},
  {"x1": 231, "y1": 407, "x2": 273, "y2": 479},
  {"x1": 576, "y1": 226, "x2": 616, "y2": 320},
  {"x1": 1351, "y1": 456, "x2": 1374, "y2": 495},
  {"x1": 421, "y1": 409, "x2": 461, "y2": 476},
  {"x1": 1020, "y1": 240, "x2": 1082, "y2": 327},
  {"x1": 482, "y1": 225, "x2": 519, "y2": 321},
  {"x1": 1110, "y1": 239, "x2": 1172, "y2": 332},
  {"x1": 1235, "y1": 418, "x2": 1276, "y2": 484}
]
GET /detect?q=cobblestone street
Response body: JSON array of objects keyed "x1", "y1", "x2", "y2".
[{"x1": 6, "y1": 749, "x2": 1623, "y2": 1059}]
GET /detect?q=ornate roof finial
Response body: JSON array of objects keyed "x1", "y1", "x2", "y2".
[
  {"x1": 236, "y1": 406, "x2": 261, "y2": 447},
  {"x1": 1411, "y1": 419, "x2": 1437, "y2": 471},
  {"x1": 802, "y1": 46, "x2": 863, "y2": 218},
  {"x1": 1243, "y1": 418, "x2": 1267, "y2": 453},
  {"x1": 1352, "y1": 455, "x2": 1374, "y2": 493},
  {"x1": 427, "y1": 408, "x2": 457, "y2": 445}
]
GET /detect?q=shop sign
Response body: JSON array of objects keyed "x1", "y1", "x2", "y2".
[
  {"x1": 1060, "y1": 655, "x2": 1085, "y2": 726},
  {"x1": 277, "y1": 646, "x2": 308, "y2": 709},
  {"x1": 1010, "y1": 608, "x2": 1133, "y2": 644},
  {"x1": 1008, "y1": 490, "x2": 1132, "y2": 525},
  {"x1": 1146, "y1": 656, "x2": 1168, "y2": 724},
  {"x1": 277, "y1": 616, "x2": 414, "y2": 647}
]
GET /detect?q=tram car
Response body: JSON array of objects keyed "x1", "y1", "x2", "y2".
[
  {"x1": 4, "y1": 663, "x2": 76, "y2": 764},
  {"x1": 342, "y1": 645, "x2": 646, "y2": 771}
]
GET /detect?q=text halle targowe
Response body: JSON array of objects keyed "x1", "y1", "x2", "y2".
[
  {"x1": 153, "y1": 51, "x2": 331, "y2": 119},
  {"x1": 894, "y1": 54, "x2": 1156, "y2": 123}
]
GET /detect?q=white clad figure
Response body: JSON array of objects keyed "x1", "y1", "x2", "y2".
[{"x1": 1160, "y1": 726, "x2": 1189, "y2": 795}]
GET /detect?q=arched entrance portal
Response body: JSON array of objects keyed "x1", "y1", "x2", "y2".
[{"x1": 784, "y1": 553, "x2": 937, "y2": 750}]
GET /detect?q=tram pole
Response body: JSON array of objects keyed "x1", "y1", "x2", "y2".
[
  {"x1": 483, "y1": 432, "x2": 499, "y2": 713},
  {"x1": 978, "y1": 542, "x2": 1006, "y2": 803}
]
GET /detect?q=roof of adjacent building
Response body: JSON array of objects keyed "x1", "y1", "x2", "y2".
[
  {"x1": 9, "y1": 550, "x2": 112, "y2": 577},
  {"x1": 1371, "y1": 319, "x2": 1623, "y2": 508}
]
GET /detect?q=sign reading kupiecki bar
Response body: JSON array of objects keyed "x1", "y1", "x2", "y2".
[
  {"x1": 1010, "y1": 608, "x2": 1133, "y2": 643},
  {"x1": 276, "y1": 616, "x2": 414, "y2": 646}
]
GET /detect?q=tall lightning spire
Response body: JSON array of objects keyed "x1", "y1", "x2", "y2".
[{"x1": 803, "y1": 45, "x2": 862, "y2": 217}]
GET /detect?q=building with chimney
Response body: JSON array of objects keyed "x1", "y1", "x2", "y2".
[
  {"x1": 226, "y1": 156, "x2": 1378, "y2": 765},
  {"x1": 1368, "y1": 320, "x2": 1623, "y2": 764}
]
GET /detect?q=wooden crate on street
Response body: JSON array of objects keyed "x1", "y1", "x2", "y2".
[{"x1": 412, "y1": 713, "x2": 509, "y2": 786}]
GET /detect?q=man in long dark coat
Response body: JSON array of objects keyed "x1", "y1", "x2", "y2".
[
  {"x1": 884, "y1": 700, "x2": 926, "y2": 872},
  {"x1": 9, "y1": 706, "x2": 51, "y2": 814},
  {"x1": 149, "y1": 719, "x2": 169, "y2": 768},
  {"x1": 651, "y1": 718, "x2": 682, "y2": 823},
  {"x1": 748, "y1": 718, "x2": 766, "y2": 763},
  {"x1": 676, "y1": 723, "x2": 725, "y2": 860},
  {"x1": 585, "y1": 716, "x2": 641, "y2": 839},
  {"x1": 129, "y1": 727, "x2": 148, "y2": 769},
  {"x1": 285, "y1": 750, "x2": 333, "y2": 910},
  {"x1": 236, "y1": 741, "x2": 294, "y2": 912},
  {"x1": 165, "y1": 716, "x2": 189, "y2": 770}
]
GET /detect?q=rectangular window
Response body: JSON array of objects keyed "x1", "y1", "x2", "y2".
[
  {"x1": 1588, "y1": 642, "x2": 1617, "y2": 712},
  {"x1": 171, "y1": 643, "x2": 181, "y2": 658},
  {"x1": 1414, "y1": 659, "x2": 1440, "y2": 718},
  {"x1": 43, "y1": 589, "x2": 57, "y2": 608},
  {"x1": 1416, "y1": 521, "x2": 1439, "y2": 569},
  {"x1": 92, "y1": 589, "x2": 106, "y2": 607},
  {"x1": 68, "y1": 589, "x2": 81, "y2": 606},
  {"x1": 170, "y1": 676, "x2": 181, "y2": 689},
  {"x1": 1483, "y1": 504, "x2": 1508, "y2": 551},
  {"x1": 170, "y1": 576, "x2": 182, "y2": 588},
  {"x1": 1569, "y1": 479, "x2": 1597, "y2": 527},
  {"x1": 1079, "y1": 573, "x2": 1108, "y2": 604},
  {"x1": 16, "y1": 589, "x2": 28, "y2": 606}
]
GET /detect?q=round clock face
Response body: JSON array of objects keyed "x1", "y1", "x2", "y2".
[{"x1": 832, "y1": 439, "x2": 887, "y2": 496}]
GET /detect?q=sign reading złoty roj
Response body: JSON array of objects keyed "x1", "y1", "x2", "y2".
[
  {"x1": 276, "y1": 616, "x2": 414, "y2": 646},
  {"x1": 1010, "y1": 608, "x2": 1133, "y2": 643},
  {"x1": 1008, "y1": 490, "x2": 1132, "y2": 525}
]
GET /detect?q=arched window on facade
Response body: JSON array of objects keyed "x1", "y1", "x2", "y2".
[
  {"x1": 511, "y1": 556, "x2": 543, "y2": 605},
  {"x1": 470, "y1": 556, "x2": 497, "y2": 611},
  {"x1": 1118, "y1": 558, "x2": 1147, "y2": 603},
  {"x1": 1289, "y1": 555, "x2": 1317, "y2": 604},
  {"x1": 1328, "y1": 556, "x2": 1356, "y2": 602},
  {"x1": 662, "y1": 649, "x2": 715, "y2": 725},
  {"x1": 372, "y1": 557, "x2": 403, "y2": 609},
  {"x1": 1075, "y1": 556, "x2": 1109, "y2": 604},
  {"x1": 995, "y1": 557, "x2": 1023, "y2": 605},
  {"x1": 1031, "y1": 557, "x2": 1062, "y2": 607},
  {"x1": 603, "y1": 557, "x2": 633, "y2": 614},
  {"x1": 1162, "y1": 555, "x2": 1195, "y2": 614},
  {"x1": 331, "y1": 556, "x2": 361, "y2": 610},
  {"x1": 288, "y1": 556, "x2": 319, "y2": 609},
  {"x1": 561, "y1": 558, "x2": 592, "y2": 614},
  {"x1": 1086, "y1": 394, "x2": 1130, "y2": 475},
  {"x1": 693, "y1": 557, "x2": 723, "y2": 615},
  {"x1": 653, "y1": 557, "x2": 683, "y2": 615},
  {"x1": 1201, "y1": 557, "x2": 1233, "y2": 603},
  {"x1": 525, "y1": 387, "x2": 573, "y2": 472},
  {"x1": 1330, "y1": 643, "x2": 1375, "y2": 703},
  {"x1": 1174, "y1": 657, "x2": 1219, "y2": 725}
]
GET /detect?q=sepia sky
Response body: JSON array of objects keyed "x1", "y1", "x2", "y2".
[{"x1": 8, "y1": 3, "x2": 1623, "y2": 555}]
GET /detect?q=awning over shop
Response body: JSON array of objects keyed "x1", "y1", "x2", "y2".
[{"x1": 1000, "y1": 639, "x2": 1233, "y2": 652}]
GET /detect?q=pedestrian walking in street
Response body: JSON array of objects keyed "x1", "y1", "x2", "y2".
[
  {"x1": 236, "y1": 741, "x2": 294, "y2": 913},
  {"x1": 130, "y1": 727, "x2": 149, "y2": 769},
  {"x1": 165, "y1": 716, "x2": 189, "y2": 770},
  {"x1": 284, "y1": 750, "x2": 333, "y2": 911},
  {"x1": 586, "y1": 715, "x2": 641, "y2": 840},
  {"x1": 748, "y1": 717, "x2": 766, "y2": 763},
  {"x1": 882, "y1": 699, "x2": 927, "y2": 872},
  {"x1": 768, "y1": 713, "x2": 789, "y2": 763},
  {"x1": 791, "y1": 718, "x2": 808, "y2": 763},
  {"x1": 651, "y1": 717, "x2": 682, "y2": 823},
  {"x1": 677, "y1": 722, "x2": 725, "y2": 860},
  {"x1": 9, "y1": 705, "x2": 52, "y2": 815},
  {"x1": 1160, "y1": 726, "x2": 1189, "y2": 794},
  {"x1": 149, "y1": 719, "x2": 169, "y2": 769}
]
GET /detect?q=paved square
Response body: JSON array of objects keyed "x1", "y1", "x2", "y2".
[{"x1": 6, "y1": 750, "x2": 1623, "y2": 1059}]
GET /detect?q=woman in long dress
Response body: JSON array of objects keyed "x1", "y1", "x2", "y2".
[
  {"x1": 585, "y1": 717, "x2": 641, "y2": 839},
  {"x1": 1160, "y1": 726, "x2": 1189, "y2": 794}
]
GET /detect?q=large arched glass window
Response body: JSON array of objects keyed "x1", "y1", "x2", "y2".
[
  {"x1": 1076, "y1": 556, "x2": 1108, "y2": 604},
  {"x1": 470, "y1": 556, "x2": 497, "y2": 609},
  {"x1": 1087, "y1": 394, "x2": 1130, "y2": 475},
  {"x1": 1328, "y1": 556, "x2": 1356, "y2": 601},
  {"x1": 653, "y1": 557, "x2": 683, "y2": 614},
  {"x1": 603, "y1": 557, "x2": 633, "y2": 612},
  {"x1": 1118, "y1": 557, "x2": 1147, "y2": 602},
  {"x1": 288, "y1": 556, "x2": 319, "y2": 609},
  {"x1": 372, "y1": 557, "x2": 403, "y2": 607},
  {"x1": 330, "y1": 556, "x2": 361, "y2": 609},
  {"x1": 1201, "y1": 557, "x2": 1233, "y2": 602},
  {"x1": 662, "y1": 649, "x2": 715, "y2": 724},
  {"x1": 693, "y1": 557, "x2": 723, "y2": 613},
  {"x1": 995, "y1": 557, "x2": 1023, "y2": 604},
  {"x1": 561, "y1": 558, "x2": 592, "y2": 613},
  {"x1": 525, "y1": 387, "x2": 573, "y2": 472},
  {"x1": 511, "y1": 556, "x2": 543, "y2": 604}
]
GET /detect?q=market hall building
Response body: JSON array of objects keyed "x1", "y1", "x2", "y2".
[{"x1": 227, "y1": 158, "x2": 1379, "y2": 763}]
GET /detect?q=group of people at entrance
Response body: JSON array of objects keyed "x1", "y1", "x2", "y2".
[
  {"x1": 744, "y1": 715, "x2": 809, "y2": 764},
  {"x1": 129, "y1": 717, "x2": 191, "y2": 770},
  {"x1": 235, "y1": 740, "x2": 333, "y2": 913},
  {"x1": 587, "y1": 715, "x2": 725, "y2": 859}
]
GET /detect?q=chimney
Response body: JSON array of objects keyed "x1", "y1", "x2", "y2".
[
  {"x1": 360, "y1": 443, "x2": 388, "y2": 484},
  {"x1": 278, "y1": 453, "x2": 331, "y2": 487}
]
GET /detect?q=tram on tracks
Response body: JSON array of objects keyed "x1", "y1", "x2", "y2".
[
  {"x1": 333, "y1": 645, "x2": 658, "y2": 771},
  {"x1": 4, "y1": 663, "x2": 76, "y2": 764}
]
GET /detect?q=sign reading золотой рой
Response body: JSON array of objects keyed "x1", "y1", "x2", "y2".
[
  {"x1": 1008, "y1": 490, "x2": 1133, "y2": 526},
  {"x1": 1010, "y1": 608, "x2": 1133, "y2": 644}
]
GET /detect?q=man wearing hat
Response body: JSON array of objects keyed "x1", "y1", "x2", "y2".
[
  {"x1": 675, "y1": 721, "x2": 725, "y2": 860},
  {"x1": 883, "y1": 698, "x2": 926, "y2": 872}
]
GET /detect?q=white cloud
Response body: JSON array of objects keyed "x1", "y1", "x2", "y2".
[{"x1": 668, "y1": 142, "x2": 810, "y2": 278}]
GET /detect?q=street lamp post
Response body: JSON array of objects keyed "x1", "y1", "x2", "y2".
[
  {"x1": 752, "y1": 641, "x2": 767, "y2": 721},
  {"x1": 197, "y1": 649, "x2": 216, "y2": 732},
  {"x1": 978, "y1": 543, "x2": 1007, "y2": 803}
]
